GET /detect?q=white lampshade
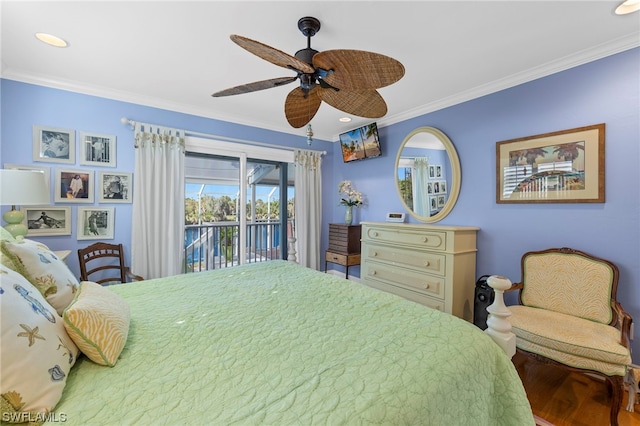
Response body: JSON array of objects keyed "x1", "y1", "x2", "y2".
[
  {"x1": 0, "y1": 169, "x2": 50, "y2": 206},
  {"x1": 616, "y1": 0, "x2": 640, "y2": 14},
  {"x1": 0, "y1": 169, "x2": 50, "y2": 239}
]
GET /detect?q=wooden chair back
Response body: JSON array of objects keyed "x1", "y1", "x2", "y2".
[
  {"x1": 78, "y1": 242, "x2": 139, "y2": 285},
  {"x1": 519, "y1": 247, "x2": 619, "y2": 325}
]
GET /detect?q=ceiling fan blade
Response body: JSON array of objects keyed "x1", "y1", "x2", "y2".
[
  {"x1": 318, "y1": 88, "x2": 387, "y2": 118},
  {"x1": 230, "y1": 35, "x2": 315, "y2": 74},
  {"x1": 313, "y1": 50, "x2": 405, "y2": 90},
  {"x1": 284, "y1": 87, "x2": 322, "y2": 128},
  {"x1": 212, "y1": 76, "x2": 297, "y2": 97}
]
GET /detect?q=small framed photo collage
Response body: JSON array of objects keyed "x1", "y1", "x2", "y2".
[
  {"x1": 426, "y1": 164, "x2": 448, "y2": 215},
  {"x1": 5, "y1": 125, "x2": 132, "y2": 239}
]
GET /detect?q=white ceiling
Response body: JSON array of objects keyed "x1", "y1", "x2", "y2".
[{"x1": 1, "y1": 1, "x2": 638, "y2": 142}]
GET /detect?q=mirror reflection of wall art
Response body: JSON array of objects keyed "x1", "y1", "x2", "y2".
[
  {"x1": 496, "y1": 123, "x2": 605, "y2": 203},
  {"x1": 395, "y1": 126, "x2": 461, "y2": 223},
  {"x1": 98, "y1": 172, "x2": 132, "y2": 203},
  {"x1": 54, "y1": 169, "x2": 94, "y2": 203},
  {"x1": 79, "y1": 132, "x2": 116, "y2": 167},
  {"x1": 21, "y1": 206, "x2": 71, "y2": 236},
  {"x1": 77, "y1": 207, "x2": 114, "y2": 240},
  {"x1": 33, "y1": 125, "x2": 75, "y2": 164}
]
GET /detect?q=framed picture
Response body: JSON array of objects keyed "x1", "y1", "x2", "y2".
[
  {"x1": 496, "y1": 123, "x2": 605, "y2": 204},
  {"x1": 437, "y1": 195, "x2": 446, "y2": 208},
  {"x1": 77, "y1": 207, "x2": 114, "y2": 240},
  {"x1": 439, "y1": 180, "x2": 447, "y2": 194},
  {"x1": 3, "y1": 164, "x2": 51, "y2": 194},
  {"x1": 429, "y1": 195, "x2": 439, "y2": 213},
  {"x1": 33, "y1": 125, "x2": 75, "y2": 164},
  {"x1": 98, "y1": 172, "x2": 132, "y2": 203},
  {"x1": 79, "y1": 132, "x2": 116, "y2": 167},
  {"x1": 54, "y1": 169, "x2": 94, "y2": 203},
  {"x1": 21, "y1": 206, "x2": 71, "y2": 236}
]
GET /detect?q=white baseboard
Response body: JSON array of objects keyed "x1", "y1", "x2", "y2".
[{"x1": 325, "y1": 269, "x2": 361, "y2": 282}]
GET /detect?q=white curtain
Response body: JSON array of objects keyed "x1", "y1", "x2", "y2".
[
  {"x1": 294, "y1": 149, "x2": 323, "y2": 270},
  {"x1": 131, "y1": 123, "x2": 185, "y2": 279},
  {"x1": 413, "y1": 157, "x2": 430, "y2": 217}
]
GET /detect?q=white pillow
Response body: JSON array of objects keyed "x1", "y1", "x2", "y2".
[
  {"x1": 0, "y1": 265, "x2": 79, "y2": 422},
  {"x1": 1, "y1": 239, "x2": 79, "y2": 315}
]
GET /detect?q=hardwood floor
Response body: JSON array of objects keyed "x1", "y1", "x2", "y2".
[{"x1": 513, "y1": 352, "x2": 640, "y2": 426}]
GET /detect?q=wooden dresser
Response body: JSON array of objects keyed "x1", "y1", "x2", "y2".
[
  {"x1": 325, "y1": 224, "x2": 361, "y2": 278},
  {"x1": 360, "y1": 222, "x2": 479, "y2": 321}
]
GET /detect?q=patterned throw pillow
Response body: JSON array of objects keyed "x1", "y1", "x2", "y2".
[
  {"x1": 0, "y1": 239, "x2": 79, "y2": 315},
  {"x1": 63, "y1": 281, "x2": 131, "y2": 367},
  {"x1": 0, "y1": 265, "x2": 79, "y2": 424}
]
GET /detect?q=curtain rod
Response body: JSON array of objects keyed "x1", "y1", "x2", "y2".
[{"x1": 120, "y1": 117, "x2": 326, "y2": 155}]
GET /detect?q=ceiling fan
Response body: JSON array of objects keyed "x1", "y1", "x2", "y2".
[{"x1": 212, "y1": 17, "x2": 405, "y2": 128}]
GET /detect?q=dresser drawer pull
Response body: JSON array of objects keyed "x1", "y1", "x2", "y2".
[
  {"x1": 332, "y1": 256, "x2": 339, "y2": 261},
  {"x1": 424, "y1": 260, "x2": 430, "y2": 267},
  {"x1": 424, "y1": 283, "x2": 430, "y2": 289},
  {"x1": 423, "y1": 237, "x2": 428, "y2": 243},
  {"x1": 372, "y1": 251, "x2": 378, "y2": 257},
  {"x1": 373, "y1": 231, "x2": 379, "y2": 237},
  {"x1": 371, "y1": 270, "x2": 377, "y2": 276}
]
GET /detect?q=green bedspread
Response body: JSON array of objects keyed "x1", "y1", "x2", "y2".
[{"x1": 50, "y1": 260, "x2": 533, "y2": 425}]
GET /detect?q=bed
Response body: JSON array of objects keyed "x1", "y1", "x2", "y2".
[{"x1": 1, "y1": 236, "x2": 534, "y2": 425}]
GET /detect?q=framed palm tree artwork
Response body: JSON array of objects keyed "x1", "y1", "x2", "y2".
[{"x1": 496, "y1": 123, "x2": 605, "y2": 204}]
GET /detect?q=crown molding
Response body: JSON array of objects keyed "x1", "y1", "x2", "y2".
[
  {"x1": 3, "y1": 34, "x2": 638, "y2": 144},
  {"x1": 377, "y1": 33, "x2": 640, "y2": 132}
]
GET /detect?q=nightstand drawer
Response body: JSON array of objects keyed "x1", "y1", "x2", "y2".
[{"x1": 325, "y1": 251, "x2": 361, "y2": 266}]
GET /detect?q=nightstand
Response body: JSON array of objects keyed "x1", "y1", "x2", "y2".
[
  {"x1": 53, "y1": 250, "x2": 71, "y2": 264},
  {"x1": 325, "y1": 224, "x2": 361, "y2": 278}
]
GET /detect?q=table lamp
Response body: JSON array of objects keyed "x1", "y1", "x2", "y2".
[{"x1": 0, "y1": 169, "x2": 50, "y2": 239}]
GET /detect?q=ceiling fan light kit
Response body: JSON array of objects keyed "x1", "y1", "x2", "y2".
[{"x1": 212, "y1": 16, "x2": 405, "y2": 129}]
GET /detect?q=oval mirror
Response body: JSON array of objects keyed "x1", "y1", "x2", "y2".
[{"x1": 395, "y1": 126, "x2": 461, "y2": 222}]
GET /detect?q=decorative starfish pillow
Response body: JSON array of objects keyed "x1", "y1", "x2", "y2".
[
  {"x1": 0, "y1": 265, "x2": 79, "y2": 423},
  {"x1": 0, "y1": 238, "x2": 79, "y2": 315}
]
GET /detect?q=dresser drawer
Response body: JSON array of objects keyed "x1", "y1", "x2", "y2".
[
  {"x1": 364, "y1": 278, "x2": 445, "y2": 312},
  {"x1": 363, "y1": 244, "x2": 445, "y2": 275},
  {"x1": 364, "y1": 260, "x2": 445, "y2": 299},
  {"x1": 363, "y1": 226, "x2": 446, "y2": 250}
]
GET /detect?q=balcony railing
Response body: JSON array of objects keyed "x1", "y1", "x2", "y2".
[{"x1": 184, "y1": 221, "x2": 283, "y2": 273}]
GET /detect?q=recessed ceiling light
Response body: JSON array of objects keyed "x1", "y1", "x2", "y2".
[
  {"x1": 339, "y1": 117, "x2": 352, "y2": 123},
  {"x1": 615, "y1": 0, "x2": 640, "y2": 14},
  {"x1": 35, "y1": 33, "x2": 68, "y2": 48}
]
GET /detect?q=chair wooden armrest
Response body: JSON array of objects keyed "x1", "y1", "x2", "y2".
[
  {"x1": 506, "y1": 282, "x2": 523, "y2": 292},
  {"x1": 125, "y1": 268, "x2": 144, "y2": 282},
  {"x1": 613, "y1": 300, "x2": 633, "y2": 349}
]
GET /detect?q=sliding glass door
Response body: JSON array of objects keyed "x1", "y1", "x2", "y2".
[{"x1": 183, "y1": 139, "x2": 294, "y2": 272}]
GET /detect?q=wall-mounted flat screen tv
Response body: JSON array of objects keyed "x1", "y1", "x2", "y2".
[{"x1": 339, "y1": 122, "x2": 381, "y2": 163}]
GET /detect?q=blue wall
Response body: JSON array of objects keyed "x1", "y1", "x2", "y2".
[
  {"x1": 2, "y1": 47, "x2": 638, "y2": 360},
  {"x1": 327, "y1": 48, "x2": 640, "y2": 360}
]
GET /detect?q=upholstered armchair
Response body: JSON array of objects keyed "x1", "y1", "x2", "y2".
[{"x1": 506, "y1": 247, "x2": 632, "y2": 426}]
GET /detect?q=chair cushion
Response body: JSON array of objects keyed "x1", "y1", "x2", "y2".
[
  {"x1": 63, "y1": 281, "x2": 130, "y2": 367},
  {"x1": 0, "y1": 265, "x2": 79, "y2": 422},
  {"x1": 0, "y1": 239, "x2": 79, "y2": 315},
  {"x1": 520, "y1": 252, "x2": 614, "y2": 324},
  {"x1": 509, "y1": 305, "x2": 631, "y2": 376}
]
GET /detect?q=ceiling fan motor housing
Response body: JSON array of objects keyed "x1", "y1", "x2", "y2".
[{"x1": 298, "y1": 16, "x2": 320, "y2": 37}]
